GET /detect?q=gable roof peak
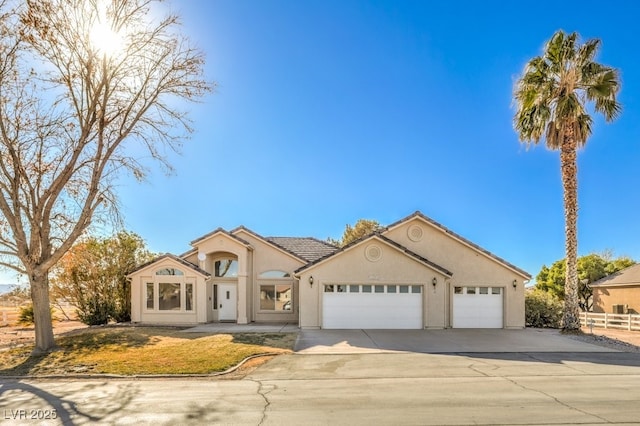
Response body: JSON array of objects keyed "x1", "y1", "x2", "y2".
[
  {"x1": 382, "y1": 210, "x2": 531, "y2": 279},
  {"x1": 128, "y1": 253, "x2": 210, "y2": 277},
  {"x1": 295, "y1": 231, "x2": 452, "y2": 277},
  {"x1": 230, "y1": 226, "x2": 331, "y2": 262},
  {"x1": 190, "y1": 226, "x2": 252, "y2": 248}
]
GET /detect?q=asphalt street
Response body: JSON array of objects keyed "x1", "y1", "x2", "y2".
[{"x1": 1, "y1": 329, "x2": 640, "y2": 425}]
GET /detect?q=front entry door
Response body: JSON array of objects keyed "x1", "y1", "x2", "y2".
[{"x1": 218, "y1": 284, "x2": 237, "y2": 321}]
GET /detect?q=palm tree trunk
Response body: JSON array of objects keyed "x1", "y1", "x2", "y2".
[{"x1": 560, "y1": 128, "x2": 581, "y2": 331}]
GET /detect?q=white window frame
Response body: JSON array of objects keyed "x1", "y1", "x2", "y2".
[
  {"x1": 213, "y1": 257, "x2": 238, "y2": 278},
  {"x1": 143, "y1": 268, "x2": 195, "y2": 313},
  {"x1": 323, "y1": 284, "x2": 422, "y2": 294},
  {"x1": 258, "y1": 277, "x2": 294, "y2": 313}
]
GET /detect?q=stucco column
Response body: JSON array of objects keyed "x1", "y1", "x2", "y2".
[
  {"x1": 425, "y1": 274, "x2": 448, "y2": 329},
  {"x1": 298, "y1": 272, "x2": 320, "y2": 329},
  {"x1": 237, "y1": 274, "x2": 248, "y2": 324},
  {"x1": 237, "y1": 249, "x2": 249, "y2": 324},
  {"x1": 196, "y1": 276, "x2": 208, "y2": 323},
  {"x1": 131, "y1": 278, "x2": 141, "y2": 322}
]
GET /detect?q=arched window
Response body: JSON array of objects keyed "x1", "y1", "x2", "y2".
[
  {"x1": 156, "y1": 268, "x2": 184, "y2": 276},
  {"x1": 259, "y1": 270, "x2": 291, "y2": 278},
  {"x1": 214, "y1": 258, "x2": 238, "y2": 277}
]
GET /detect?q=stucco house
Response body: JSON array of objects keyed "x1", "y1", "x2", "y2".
[
  {"x1": 591, "y1": 263, "x2": 640, "y2": 314},
  {"x1": 129, "y1": 211, "x2": 530, "y2": 329}
]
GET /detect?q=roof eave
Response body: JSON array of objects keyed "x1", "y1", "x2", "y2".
[
  {"x1": 127, "y1": 253, "x2": 211, "y2": 278},
  {"x1": 295, "y1": 233, "x2": 452, "y2": 277},
  {"x1": 383, "y1": 211, "x2": 531, "y2": 279},
  {"x1": 232, "y1": 226, "x2": 308, "y2": 262},
  {"x1": 189, "y1": 227, "x2": 254, "y2": 250}
]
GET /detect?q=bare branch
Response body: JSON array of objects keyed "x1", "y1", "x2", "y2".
[{"x1": 0, "y1": 0, "x2": 211, "y2": 350}]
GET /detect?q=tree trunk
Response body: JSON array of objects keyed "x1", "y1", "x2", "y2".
[
  {"x1": 560, "y1": 130, "x2": 581, "y2": 332},
  {"x1": 30, "y1": 272, "x2": 57, "y2": 354}
]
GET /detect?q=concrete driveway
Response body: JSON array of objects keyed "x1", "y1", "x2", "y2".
[{"x1": 294, "y1": 328, "x2": 618, "y2": 353}]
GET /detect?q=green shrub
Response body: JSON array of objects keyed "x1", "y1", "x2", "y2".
[
  {"x1": 76, "y1": 298, "x2": 112, "y2": 326},
  {"x1": 525, "y1": 289, "x2": 563, "y2": 328},
  {"x1": 18, "y1": 304, "x2": 35, "y2": 325},
  {"x1": 17, "y1": 304, "x2": 54, "y2": 326}
]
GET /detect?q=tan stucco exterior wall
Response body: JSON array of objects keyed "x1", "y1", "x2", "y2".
[
  {"x1": 233, "y1": 230, "x2": 305, "y2": 323},
  {"x1": 593, "y1": 286, "x2": 640, "y2": 314},
  {"x1": 384, "y1": 218, "x2": 527, "y2": 328},
  {"x1": 297, "y1": 238, "x2": 449, "y2": 329},
  {"x1": 130, "y1": 258, "x2": 208, "y2": 325},
  {"x1": 132, "y1": 214, "x2": 528, "y2": 328},
  {"x1": 194, "y1": 234, "x2": 251, "y2": 324},
  {"x1": 185, "y1": 230, "x2": 305, "y2": 324},
  {"x1": 183, "y1": 251, "x2": 198, "y2": 265}
]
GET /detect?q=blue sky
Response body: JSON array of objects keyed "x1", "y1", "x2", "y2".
[{"x1": 48, "y1": 0, "x2": 640, "y2": 284}]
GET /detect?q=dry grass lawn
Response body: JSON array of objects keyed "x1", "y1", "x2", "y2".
[{"x1": 0, "y1": 326, "x2": 296, "y2": 376}]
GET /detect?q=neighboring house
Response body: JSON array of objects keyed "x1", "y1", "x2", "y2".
[
  {"x1": 591, "y1": 263, "x2": 640, "y2": 314},
  {"x1": 129, "y1": 211, "x2": 531, "y2": 329}
]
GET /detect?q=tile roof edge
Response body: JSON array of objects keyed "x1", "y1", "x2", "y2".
[
  {"x1": 233, "y1": 227, "x2": 309, "y2": 262},
  {"x1": 295, "y1": 232, "x2": 452, "y2": 277},
  {"x1": 190, "y1": 227, "x2": 253, "y2": 248},
  {"x1": 383, "y1": 211, "x2": 531, "y2": 279},
  {"x1": 590, "y1": 263, "x2": 640, "y2": 286},
  {"x1": 128, "y1": 253, "x2": 211, "y2": 277}
]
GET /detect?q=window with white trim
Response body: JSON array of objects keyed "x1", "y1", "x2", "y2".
[
  {"x1": 146, "y1": 283, "x2": 154, "y2": 309},
  {"x1": 156, "y1": 268, "x2": 184, "y2": 276},
  {"x1": 323, "y1": 284, "x2": 423, "y2": 294},
  {"x1": 260, "y1": 284, "x2": 292, "y2": 311},
  {"x1": 144, "y1": 268, "x2": 194, "y2": 312},
  {"x1": 259, "y1": 270, "x2": 294, "y2": 312},
  {"x1": 259, "y1": 270, "x2": 290, "y2": 278},
  {"x1": 159, "y1": 282, "x2": 181, "y2": 310},
  {"x1": 214, "y1": 259, "x2": 238, "y2": 277}
]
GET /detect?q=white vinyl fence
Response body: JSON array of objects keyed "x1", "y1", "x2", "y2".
[
  {"x1": 0, "y1": 309, "x2": 20, "y2": 326},
  {"x1": 581, "y1": 311, "x2": 640, "y2": 331}
]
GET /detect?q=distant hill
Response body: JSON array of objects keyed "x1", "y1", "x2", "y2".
[{"x1": 0, "y1": 284, "x2": 16, "y2": 295}]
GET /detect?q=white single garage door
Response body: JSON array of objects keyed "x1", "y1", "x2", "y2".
[
  {"x1": 452, "y1": 286, "x2": 503, "y2": 328},
  {"x1": 322, "y1": 284, "x2": 423, "y2": 329}
]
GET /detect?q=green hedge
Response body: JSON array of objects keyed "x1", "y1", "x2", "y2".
[{"x1": 525, "y1": 289, "x2": 563, "y2": 328}]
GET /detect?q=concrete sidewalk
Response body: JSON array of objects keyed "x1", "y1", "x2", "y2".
[{"x1": 295, "y1": 328, "x2": 619, "y2": 354}]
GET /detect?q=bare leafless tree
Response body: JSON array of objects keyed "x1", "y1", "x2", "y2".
[{"x1": 0, "y1": 0, "x2": 210, "y2": 352}]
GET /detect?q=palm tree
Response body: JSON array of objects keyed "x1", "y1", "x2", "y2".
[{"x1": 514, "y1": 30, "x2": 621, "y2": 331}]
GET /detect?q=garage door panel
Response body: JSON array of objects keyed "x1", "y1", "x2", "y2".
[
  {"x1": 453, "y1": 287, "x2": 503, "y2": 328},
  {"x1": 323, "y1": 287, "x2": 422, "y2": 329}
]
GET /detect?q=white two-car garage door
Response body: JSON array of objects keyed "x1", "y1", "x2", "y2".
[
  {"x1": 322, "y1": 284, "x2": 423, "y2": 329},
  {"x1": 452, "y1": 286, "x2": 503, "y2": 328}
]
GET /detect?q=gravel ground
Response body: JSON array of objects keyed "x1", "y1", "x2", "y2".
[
  {"x1": 0, "y1": 320, "x2": 87, "y2": 350},
  {"x1": 569, "y1": 328, "x2": 640, "y2": 352}
]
